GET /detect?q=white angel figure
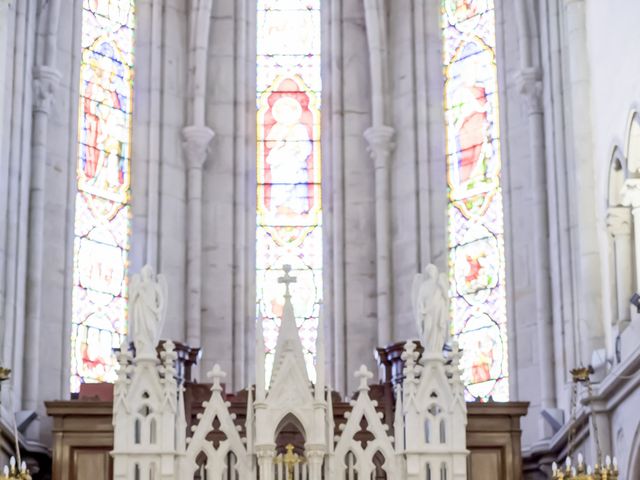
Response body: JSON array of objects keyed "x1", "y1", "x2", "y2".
[
  {"x1": 412, "y1": 264, "x2": 450, "y2": 355},
  {"x1": 129, "y1": 265, "x2": 168, "y2": 357}
]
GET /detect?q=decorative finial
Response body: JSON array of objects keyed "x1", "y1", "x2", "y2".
[
  {"x1": 355, "y1": 365, "x2": 373, "y2": 393},
  {"x1": 278, "y1": 264, "x2": 297, "y2": 299},
  {"x1": 401, "y1": 341, "x2": 420, "y2": 372},
  {"x1": 207, "y1": 364, "x2": 226, "y2": 393},
  {"x1": 404, "y1": 340, "x2": 417, "y2": 355}
]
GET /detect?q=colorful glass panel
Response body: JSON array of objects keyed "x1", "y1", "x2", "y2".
[
  {"x1": 442, "y1": 0, "x2": 509, "y2": 401},
  {"x1": 256, "y1": 0, "x2": 322, "y2": 384},
  {"x1": 70, "y1": 0, "x2": 135, "y2": 393}
]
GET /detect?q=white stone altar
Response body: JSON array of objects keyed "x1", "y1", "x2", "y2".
[{"x1": 112, "y1": 266, "x2": 468, "y2": 479}]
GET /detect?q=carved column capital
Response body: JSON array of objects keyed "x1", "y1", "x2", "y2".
[
  {"x1": 515, "y1": 67, "x2": 543, "y2": 114},
  {"x1": 620, "y1": 179, "x2": 640, "y2": 210},
  {"x1": 33, "y1": 65, "x2": 61, "y2": 114},
  {"x1": 182, "y1": 125, "x2": 215, "y2": 169},
  {"x1": 305, "y1": 444, "x2": 326, "y2": 454},
  {"x1": 305, "y1": 447, "x2": 325, "y2": 478},
  {"x1": 364, "y1": 125, "x2": 395, "y2": 169},
  {"x1": 255, "y1": 445, "x2": 276, "y2": 460},
  {"x1": 305, "y1": 448, "x2": 325, "y2": 461},
  {"x1": 606, "y1": 206, "x2": 632, "y2": 236}
]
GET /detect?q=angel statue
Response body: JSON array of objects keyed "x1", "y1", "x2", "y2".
[
  {"x1": 129, "y1": 265, "x2": 168, "y2": 358},
  {"x1": 412, "y1": 264, "x2": 450, "y2": 356}
]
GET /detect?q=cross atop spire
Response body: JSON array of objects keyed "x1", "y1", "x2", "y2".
[
  {"x1": 278, "y1": 264, "x2": 297, "y2": 298},
  {"x1": 355, "y1": 365, "x2": 373, "y2": 393},
  {"x1": 207, "y1": 364, "x2": 226, "y2": 392}
]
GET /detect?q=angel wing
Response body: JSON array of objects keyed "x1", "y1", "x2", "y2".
[
  {"x1": 156, "y1": 274, "x2": 169, "y2": 342},
  {"x1": 436, "y1": 272, "x2": 451, "y2": 344},
  {"x1": 437, "y1": 272, "x2": 449, "y2": 303},
  {"x1": 129, "y1": 271, "x2": 141, "y2": 302},
  {"x1": 128, "y1": 272, "x2": 142, "y2": 340}
]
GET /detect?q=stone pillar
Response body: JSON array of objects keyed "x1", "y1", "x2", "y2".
[
  {"x1": 364, "y1": 125, "x2": 395, "y2": 347},
  {"x1": 326, "y1": 0, "x2": 345, "y2": 393},
  {"x1": 24, "y1": 65, "x2": 61, "y2": 412},
  {"x1": 182, "y1": 126, "x2": 215, "y2": 351},
  {"x1": 516, "y1": 67, "x2": 557, "y2": 435},
  {"x1": 606, "y1": 206, "x2": 633, "y2": 333},
  {"x1": 562, "y1": 0, "x2": 603, "y2": 365},
  {"x1": 255, "y1": 446, "x2": 276, "y2": 480},
  {"x1": 620, "y1": 179, "x2": 640, "y2": 293},
  {"x1": 0, "y1": 0, "x2": 10, "y2": 152},
  {"x1": 306, "y1": 448, "x2": 325, "y2": 480}
]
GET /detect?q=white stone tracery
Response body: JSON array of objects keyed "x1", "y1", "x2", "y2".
[{"x1": 113, "y1": 266, "x2": 468, "y2": 479}]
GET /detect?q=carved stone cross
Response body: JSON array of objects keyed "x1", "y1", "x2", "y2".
[
  {"x1": 355, "y1": 365, "x2": 373, "y2": 393},
  {"x1": 207, "y1": 364, "x2": 226, "y2": 392},
  {"x1": 278, "y1": 264, "x2": 297, "y2": 298}
]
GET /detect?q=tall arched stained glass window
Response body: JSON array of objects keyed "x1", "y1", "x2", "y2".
[
  {"x1": 70, "y1": 0, "x2": 135, "y2": 393},
  {"x1": 442, "y1": 0, "x2": 509, "y2": 401},
  {"x1": 256, "y1": 0, "x2": 322, "y2": 383}
]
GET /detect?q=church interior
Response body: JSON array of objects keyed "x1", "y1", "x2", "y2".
[{"x1": 0, "y1": 0, "x2": 639, "y2": 478}]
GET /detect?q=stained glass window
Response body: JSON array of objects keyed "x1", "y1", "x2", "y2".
[
  {"x1": 256, "y1": 0, "x2": 322, "y2": 384},
  {"x1": 70, "y1": 0, "x2": 135, "y2": 393},
  {"x1": 442, "y1": 0, "x2": 509, "y2": 401}
]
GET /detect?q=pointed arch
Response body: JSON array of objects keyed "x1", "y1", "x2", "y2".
[
  {"x1": 626, "y1": 111, "x2": 640, "y2": 174},
  {"x1": 440, "y1": 462, "x2": 448, "y2": 480},
  {"x1": 608, "y1": 146, "x2": 627, "y2": 207},
  {"x1": 149, "y1": 417, "x2": 157, "y2": 444},
  {"x1": 628, "y1": 420, "x2": 640, "y2": 480},
  {"x1": 134, "y1": 418, "x2": 141, "y2": 444},
  {"x1": 439, "y1": 418, "x2": 447, "y2": 444},
  {"x1": 344, "y1": 451, "x2": 359, "y2": 480},
  {"x1": 424, "y1": 418, "x2": 431, "y2": 443},
  {"x1": 194, "y1": 451, "x2": 208, "y2": 480},
  {"x1": 274, "y1": 412, "x2": 307, "y2": 453},
  {"x1": 372, "y1": 450, "x2": 387, "y2": 479},
  {"x1": 148, "y1": 462, "x2": 157, "y2": 480}
]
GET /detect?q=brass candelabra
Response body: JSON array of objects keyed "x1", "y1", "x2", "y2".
[
  {"x1": 551, "y1": 452, "x2": 618, "y2": 479},
  {"x1": 0, "y1": 457, "x2": 31, "y2": 480},
  {"x1": 550, "y1": 367, "x2": 618, "y2": 480},
  {"x1": 0, "y1": 368, "x2": 31, "y2": 479}
]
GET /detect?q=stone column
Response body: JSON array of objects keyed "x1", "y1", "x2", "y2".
[
  {"x1": 562, "y1": 0, "x2": 603, "y2": 365},
  {"x1": 255, "y1": 446, "x2": 276, "y2": 480},
  {"x1": 621, "y1": 179, "x2": 640, "y2": 294},
  {"x1": 24, "y1": 65, "x2": 61, "y2": 411},
  {"x1": 328, "y1": 0, "x2": 346, "y2": 393},
  {"x1": 305, "y1": 447, "x2": 325, "y2": 480},
  {"x1": 606, "y1": 206, "x2": 633, "y2": 333},
  {"x1": 515, "y1": 67, "x2": 557, "y2": 433},
  {"x1": 0, "y1": 0, "x2": 10, "y2": 151},
  {"x1": 364, "y1": 126, "x2": 395, "y2": 347},
  {"x1": 182, "y1": 126, "x2": 215, "y2": 350}
]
